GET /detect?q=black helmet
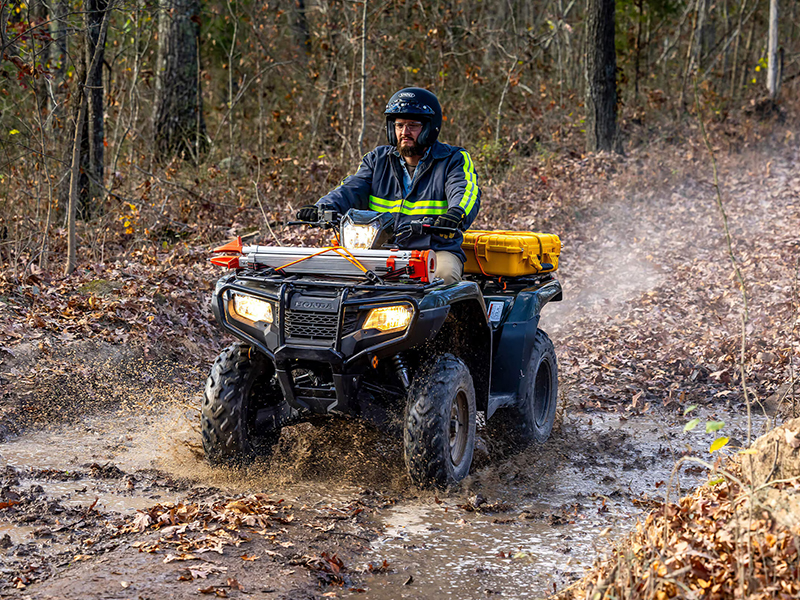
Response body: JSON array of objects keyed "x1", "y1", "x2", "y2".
[{"x1": 384, "y1": 87, "x2": 442, "y2": 147}]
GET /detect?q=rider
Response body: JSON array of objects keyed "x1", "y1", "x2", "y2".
[{"x1": 296, "y1": 87, "x2": 480, "y2": 285}]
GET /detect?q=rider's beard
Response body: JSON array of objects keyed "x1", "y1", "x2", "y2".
[{"x1": 398, "y1": 137, "x2": 424, "y2": 158}]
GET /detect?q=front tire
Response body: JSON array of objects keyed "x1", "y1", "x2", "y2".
[
  {"x1": 404, "y1": 354, "x2": 476, "y2": 488},
  {"x1": 201, "y1": 343, "x2": 284, "y2": 465}
]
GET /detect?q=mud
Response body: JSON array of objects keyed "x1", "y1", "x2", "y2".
[{"x1": 0, "y1": 380, "x2": 767, "y2": 599}]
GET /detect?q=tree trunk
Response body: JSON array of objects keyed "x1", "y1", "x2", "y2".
[
  {"x1": 33, "y1": 0, "x2": 49, "y2": 117},
  {"x1": 42, "y1": 0, "x2": 69, "y2": 137},
  {"x1": 767, "y1": 0, "x2": 780, "y2": 99},
  {"x1": 584, "y1": 0, "x2": 619, "y2": 153},
  {"x1": 294, "y1": 0, "x2": 310, "y2": 55},
  {"x1": 65, "y1": 5, "x2": 112, "y2": 275},
  {"x1": 153, "y1": 0, "x2": 208, "y2": 163},
  {"x1": 85, "y1": 0, "x2": 108, "y2": 210},
  {"x1": 65, "y1": 96, "x2": 87, "y2": 276}
]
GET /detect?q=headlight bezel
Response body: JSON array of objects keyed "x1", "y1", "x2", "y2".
[
  {"x1": 362, "y1": 303, "x2": 414, "y2": 333},
  {"x1": 230, "y1": 292, "x2": 274, "y2": 324}
]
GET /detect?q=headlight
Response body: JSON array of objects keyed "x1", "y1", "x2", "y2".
[
  {"x1": 363, "y1": 304, "x2": 413, "y2": 332},
  {"x1": 231, "y1": 293, "x2": 274, "y2": 324},
  {"x1": 341, "y1": 221, "x2": 379, "y2": 250}
]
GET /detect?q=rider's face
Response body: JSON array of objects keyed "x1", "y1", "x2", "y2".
[{"x1": 395, "y1": 119, "x2": 424, "y2": 156}]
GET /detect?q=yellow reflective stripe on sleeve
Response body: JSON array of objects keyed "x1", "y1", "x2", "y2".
[
  {"x1": 399, "y1": 201, "x2": 447, "y2": 216},
  {"x1": 459, "y1": 151, "x2": 478, "y2": 215}
]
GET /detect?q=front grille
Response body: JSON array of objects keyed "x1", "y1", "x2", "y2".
[{"x1": 284, "y1": 310, "x2": 338, "y2": 340}]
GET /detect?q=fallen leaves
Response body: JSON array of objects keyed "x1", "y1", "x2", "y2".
[
  {"x1": 785, "y1": 429, "x2": 800, "y2": 449},
  {"x1": 163, "y1": 553, "x2": 198, "y2": 563},
  {"x1": 292, "y1": 552, "x2": 347, "y2": 585},
  {"x1": 557, "y1": 456, "x2": 800, "y2": 600}
]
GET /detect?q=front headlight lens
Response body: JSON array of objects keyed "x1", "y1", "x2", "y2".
[
  {"x1": 341, "y1": 221, "x2": 379, "y2": 250},
  {"x1": 231, "y1": 293, "x2": 274, "y2": 323},
  {"x1": 363, "y1": 304, "x2": 413, "y2": 332}
]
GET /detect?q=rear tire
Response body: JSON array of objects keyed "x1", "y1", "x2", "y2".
[
  {"x1": 201, "y1": 343, "x2": 284, "y2": 465},
  {"x1": 489, "y1": 329, "x2": 558, "y2": 445},
  {"x1": 404, "y1": 354, "x2": 476, "y2": 488}
]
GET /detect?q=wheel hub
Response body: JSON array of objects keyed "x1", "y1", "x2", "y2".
[{"x1": 449, "y1": 390, "x2": 469, "y2": 465}]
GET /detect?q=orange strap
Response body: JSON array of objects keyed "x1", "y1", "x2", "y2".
[
  {"x1": 472, "y1": 233, "x2": 493, "y2": 277},
  {"x1": 273, "y1": 244, "x2": 372, "y2": 276},
  {"x1": 472, "y1": 233, "x2": 509, "y2": 289}
]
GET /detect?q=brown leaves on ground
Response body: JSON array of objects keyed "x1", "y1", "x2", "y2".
[
  {"x1": 0, "y1": 245, "x2": 222, "y2": 360},
  {"x1": 121, "y1": 494, "x2": 294, "y2": 556},
  {"x1": 557, "y1": 457, "x2": 800, "y2": 600},
  {"x1": 292, "y1": 551, "x2": 347, "y2": 585}
]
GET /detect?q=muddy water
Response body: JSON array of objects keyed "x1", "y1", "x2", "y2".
[
  {"x1": 0, "y1": 396, "x2": 768, "y2": 597},
  {"x1": 341, "y1": 407, "x2": 770, "y2": 599}
]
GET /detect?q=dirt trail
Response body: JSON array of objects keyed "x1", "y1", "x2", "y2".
[{"x1": 1, "y1": 140, "x2": 797, "y2": 599}]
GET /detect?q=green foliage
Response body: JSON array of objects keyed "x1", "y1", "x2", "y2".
[
  {"x1": 473, "y1": 138, "x2": 513, "y2": 185},
  {"x1": 684, "y1": 418, "x2": 700, "y2": 432}
]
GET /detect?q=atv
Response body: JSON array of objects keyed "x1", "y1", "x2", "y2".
[{"x1": 202, "y1": 209, "x2": 563, "y2": 488}]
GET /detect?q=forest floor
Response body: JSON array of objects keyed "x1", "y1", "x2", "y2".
[{"x1": 0, "y1": 118, "x2": 798, "y2": 599}]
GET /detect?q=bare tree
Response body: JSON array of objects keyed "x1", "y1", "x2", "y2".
[
  {"x1": 65, "y1": 3, "x2": 113, "y2": 275},
  {"x1": 584, "y1": 0, "x2": 619, "y2": 153},
  {"x1": 767, "y1": 0, "x2": 780, "y2": 100},
  {"x1": 153, "y1": 0, "x2": 208, "y2": 163},
  {"x1": 86, "y1": 0, "x2": 109, "y2": 205}
]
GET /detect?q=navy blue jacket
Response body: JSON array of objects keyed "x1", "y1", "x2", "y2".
[{"x1": 317, "y1": 142, "x2": 480, "y2": 261}]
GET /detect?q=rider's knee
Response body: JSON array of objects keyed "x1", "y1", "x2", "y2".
[{"x1": 433, "y1": 251, "x2": 463, "y2": 285}]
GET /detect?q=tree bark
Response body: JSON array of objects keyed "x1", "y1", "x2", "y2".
[
  {"x1": 49, "y1": 0, "x2": 68, "y2": 124},
  {"x1": 153, "y1": 0, "x2": 208, "y2": 163},
  {"x1": 33, "y1": 0, "x2": 49, "y2": 117},
  {"x1": 767, "y1": 0, "x2": 780, "y2": 99},
  {"x1": 85, "y1": 0, "x2": 108, "y2": 209},
  {"x1": 65, "y1": 5, "x2": 112, "y2": 275},
  {"x1": 584, "y1": 0, "x2": 619, "y2": 153}
]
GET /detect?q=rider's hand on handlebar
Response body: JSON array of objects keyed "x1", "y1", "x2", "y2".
[
  {"x1": 394, "y1": 224, "x2": 415, "y2": 246},
  {"x1": 434, "y1": 207, "x2": 465, "y2": 239},
  {"x1": 297, "y1": 205, "x2": 320, "y2": 222}
]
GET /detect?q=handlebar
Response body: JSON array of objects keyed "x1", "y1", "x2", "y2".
[
  {"x1": 288, "y1": 209, "x2": 341, "y2": 230},
  {"x1": 403, "y1": 220, "x2": 459, "y2": 237}
]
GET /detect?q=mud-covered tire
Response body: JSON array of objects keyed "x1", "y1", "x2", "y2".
[
  {"x1": 404, "y1": 354, "x2": 476, "y2": 488},
  {"x1": 489, "y1": 329, "x2": 558, "y2": 445},
  {"x1": 201, "y1": 343, "x2": 283, "y2": 465}
]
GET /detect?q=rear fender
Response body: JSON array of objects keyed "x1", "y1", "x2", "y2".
[{"x1": 488, "y1": 279, "x2": 563, "y2": 416}]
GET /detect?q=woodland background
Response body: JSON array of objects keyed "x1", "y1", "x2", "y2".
[{"x1": 0, "y1": 0, "x2": 798, "y2": 277}]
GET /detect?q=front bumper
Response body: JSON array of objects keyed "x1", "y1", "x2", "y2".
[{"x1": 211, "y1": 273, "x2": 449, "y2": 415}]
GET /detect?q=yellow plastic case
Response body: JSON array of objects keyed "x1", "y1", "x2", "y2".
[{"x1": 461, "y1": 231, "x2": 561, "y2": 277}]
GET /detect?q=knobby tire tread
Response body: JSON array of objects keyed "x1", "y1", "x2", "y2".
[
  {"x1": 201, "y1": 343, "x2": 279, "y2": 464},
  {"x1": 404, "y1": 354, "x2": 476, "y2": 488}
]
